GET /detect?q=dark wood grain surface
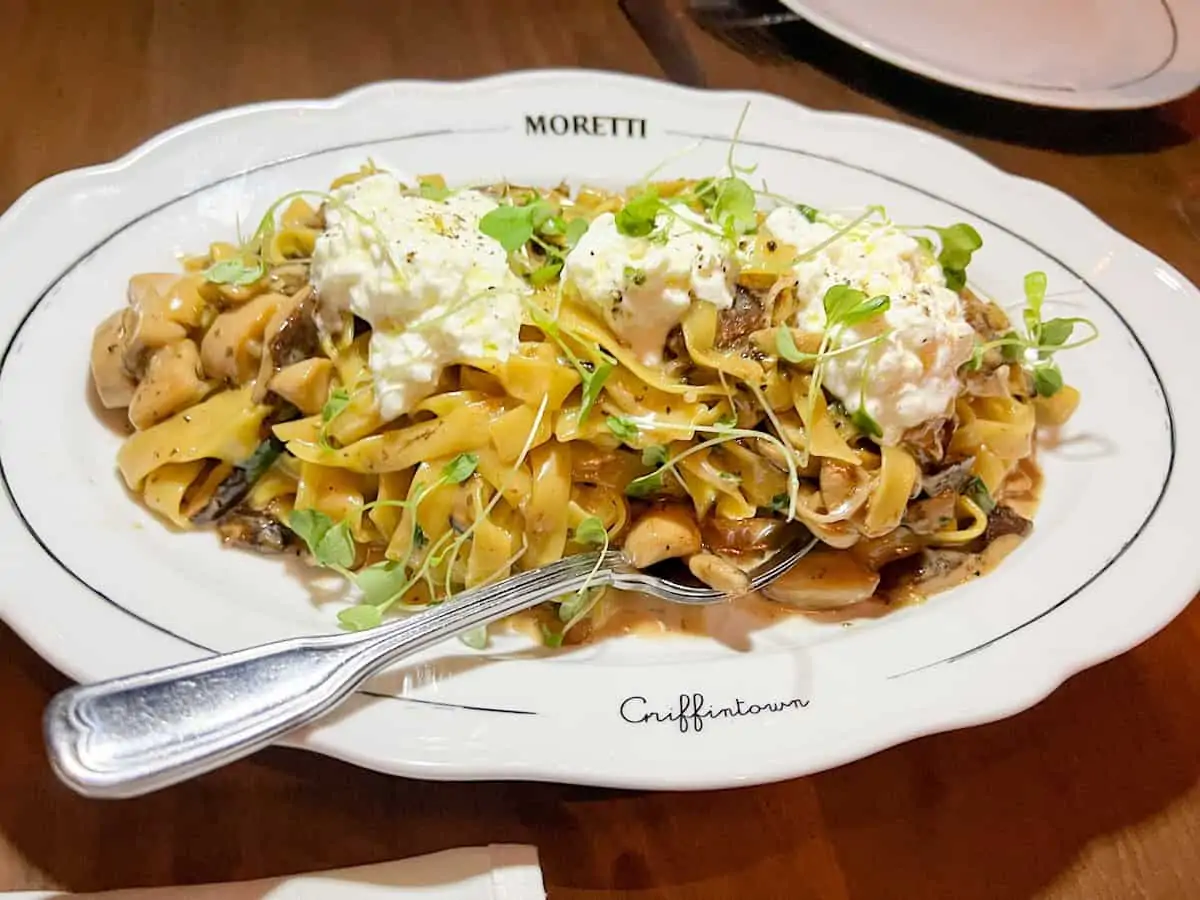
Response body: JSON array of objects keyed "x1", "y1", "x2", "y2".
[{"x1": 2, "y1": 1, "x2": 1198, "y2": 897}]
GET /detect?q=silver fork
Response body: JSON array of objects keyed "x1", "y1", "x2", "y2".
[{"x1": 44, "y1": 525, "x2": 817, "y2": 798}]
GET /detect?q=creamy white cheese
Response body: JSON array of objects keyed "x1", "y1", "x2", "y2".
[
  {"x1": 765, "y1": 206, "x2": 975, "y2": 444},
  {"x1": 310, "y1": 173, "x2": 527, "y2": 419},
  {"x1": 562, "y1": 208, "x2": 737, "y2": 365}
]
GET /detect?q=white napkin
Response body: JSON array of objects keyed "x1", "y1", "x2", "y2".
[{"x1": 5, "y1": 845, "x2": 544, "y2": 900}]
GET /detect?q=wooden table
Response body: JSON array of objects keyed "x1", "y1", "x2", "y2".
[{"x1": 2, "y1": 2, "x2": 1198, "y2": 897}]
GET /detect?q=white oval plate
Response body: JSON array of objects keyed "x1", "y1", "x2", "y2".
[
  {"x1": 1, "y1": 71, "x2": 1197, "y2": 789},
  {"x1": 781, "y1": 0, "x2": 1200, "y2": 110}
]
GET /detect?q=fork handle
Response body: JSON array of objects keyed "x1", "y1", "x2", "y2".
[{"x1": 44, "y1": 552, "x2": 614, "y2": 798}]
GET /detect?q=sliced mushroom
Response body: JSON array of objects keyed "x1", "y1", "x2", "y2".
[
  {"x1": 127, "y1": 340, "x2": 213, "y2": 430},
  {"x1": 687, "y1": 552, "x2": 751, "y2": 595},
  {"x1": 714, "y1": 286, "x2": 767, "y2": 349},
  {"x1": 191, "y1": 439, "x2": 284, "y2": 525},
  {"x1": 762, "y1": 549, "x2": 880, "y2": 610},
  {"x1": 200, "y1": 292, "x2": 285, "y2": 384},
  {"x1": 961, "y1": 288, "x2": 1012, "y2": 339},
  {"x1": 268, "y1": 358, "x2": 334, "y2": 415},
  {"x1": 920, "y1": 457, "x2": 976, "y2": 498},
  {"x1": 253, "y1": 286, "x2": 319, "y2": 402},
  {"x1": 849, "y1": 527, "x2": 925, "y2": 571},
  {"x1": 90, "y1": 310, "x2": 137, "y2": 409},
  {"x1": 701, "y1": 517, "x2": 784, "y2": 556},
  {"x1": 902, "y1": 417, "x2": 954, "y2": 467},
  {"x1": 891, "y1": 548, "x2": 978, "y2": 596},
  {"x1": 904, "y1": 491, "x2": 958, "y2": 535},
  {"x1": 217, "y1": 508, "x2": 292, "y2": 554},
  {"x1": 963, "y1": 505, "x2": 1033, "y2": 553},
  {"x1": 622, "y1": 505, "x2": 702, "y2": 569}
]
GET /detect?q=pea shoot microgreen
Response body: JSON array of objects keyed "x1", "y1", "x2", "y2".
[
  {"x1": 573, "y1": 515, "x2": 609, "y2": 547},
  {"x1": 526, "y1": 301, "x2": 615, "y2": 421},
  {"x1": 641, "y1": 445, "x2": 669, "y2": 467},
  {"x1": 911, "y1": 223, "x2": 983, "y2": 291},
  {"x1": 288, "y1": 509, "x2": 356, "y2": 575},
  {"x1": 963, "y1": 476, "x2": 996, "y2": 514},
  {"x1": 479, "y1": 196, "x2": 590, "y2": 286},
  {"x1": 966, "y1": 270, "x2": 1099, "y2": 397},
  {"x1": 605, "y1": 416, "x2": 639, "y2": 442},
  {"x1": 614, "y1": 187, "x2": 663, "y2": 238},
  {"x1": 201, "y1": 257, "x2": 266, "y2": 286},
  {"x1": 622, "y1": 420, "x2": 799, "y2": 520},
  {"x1": 317, "y1": 387, "x2": 352, "y2": 449},
  {"x1": 773, "y1": 284, "x2": 891, "y2": 448},
  {"x1": 541, "y1": 515, "x2": 611, "y2": 646},
  {"x1": 286, "y1": 452, "x2": 482, "y2": 631}
]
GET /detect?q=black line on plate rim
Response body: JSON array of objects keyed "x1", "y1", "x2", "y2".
[
  {"x1": 0, "y1": 123, "x2": 1177, "y2": 692},
  {"x1": 668, "y1": 127, "x2": 1177, "y2": 676},
  {"x1": 0, "y1": 126, "x2": 534, "y2": 718}
]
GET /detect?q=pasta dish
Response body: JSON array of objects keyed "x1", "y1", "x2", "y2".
[{"x1": 88, "y1": 138, "x2": 1096, "y2": 647}]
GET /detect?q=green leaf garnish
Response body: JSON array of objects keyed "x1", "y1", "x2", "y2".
[
  {"x1": 623, "y1": 265, "x2": 647, "y2": 287},
  {"x1": 527, "y1": 199, "x2": 556, "y2": 231},
  {"x1": 1024, "y1": 269, "x2": 1047, "y2": 315},
  {"x1": 417, "y1": 178, "x2": 451, "y2": 201},
  {"x1": 202, "y1": 257, "x2": 265, "y2": 286},
  {"x1": 322, "y1": 388, "x2": 351, "y2": 423},
  {"x1": 558, "y1": 588, "x2": 596, "y2": 623},
  {"x1": 1038, "y1": 317, "x2": 1075, "y2": 348},
  {"x1": 479, "y1": 204, "x2": 536, "y2": 252},
  {"x1": 1032, "y1": 363, "x2": 1064, "y2": 397},
  {"x1": 338, "y1": 604, "x2": 384, "y2": 631},
  {"x1": 574, "y1": 515, "x2": 608, "y2": 546},
  {"x1": 965, "y1": 342, "x2": 986, "y2": 372},
  {"x1": 769, "y1": 493, "x2": 791, "y2": 514},
  {"x1": 288, "y1": 509, "x2": 355, "y2": 570},
  {"x1": 711, "y1": 177, "x2": 758, "y2": 239},
  {"x1": 315, "y1": 521, "x2": 356, "y2": 569},
  {"x1": 926, "y1": 223, "x2": 982, "y2": 291},
  {"x1": 530, "y1": 260, "x2": 563, "y2": 287},
  {"x1": 615, "y1": 188, "x2": 662, "y2": 238},
  {"x1": 288, "y1": 508, "x2": 333, "y2": 555},
  {"x1": 642, "y1": 445, "x2": 669, "y2": 467},
  {"x1": 822, "y1": 285, "x2": 890, "y2": 329},
  {"x1": 850, "y1": 405, "x2": 882, "y2": 439},
  {"x1": 967, "y1": 270, "x2": 1097, "y2": 397},
  {"x1": 625, "y1": 470, "x2": 664, "y2": 498},
  {"x1": 963, "y1": 476, "x2": 996, "y2": 514},
  {"x1": 605, "y1": 416, "x2": 639, "y2": 442},
  {"x1": 318, "y1": 387, "x2": 353, "y2": 449},
  {"x1": 564, "y1": 217, "x2": 590, "y2": 248},
  {"x1": 540, "y1": 623, "x2": 565, "y2": 648},
  {"x1": 354, "y1": 561, "x2": 410, "y2": 607},
  {"x1": 525, "y1": 299, "x2": 614, "y2": 422},
  {"x1": 441, "y1": 453, "x2": 479, "y2": 485},
  {"x1": 578, "y1": 358, "x2": 614, "y2": 422}
]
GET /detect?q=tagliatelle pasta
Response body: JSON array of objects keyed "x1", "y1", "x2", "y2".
[{"x1": 88, "y1": 148, "x2": 1096, "y2": 646}]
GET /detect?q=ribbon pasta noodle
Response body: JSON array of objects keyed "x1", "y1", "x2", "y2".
[{"x1": 88, "y1": 156, "x2": 1094, "y2": 645}]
